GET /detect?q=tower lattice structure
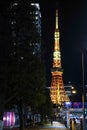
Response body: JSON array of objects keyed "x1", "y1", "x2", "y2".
[{"x1": 50, "y1": 9, "x2": 70, "y2": 105}]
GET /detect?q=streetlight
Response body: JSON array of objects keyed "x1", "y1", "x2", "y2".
[
  {"x1": 71, "y1": 87, "x2": 76, "y2": 108},
  {"x1": 72, "y1": 89, "x2": 76, "y2": 94},
  {"x1": 82, "y1": 51, "x2": 85, "y2": 130}
]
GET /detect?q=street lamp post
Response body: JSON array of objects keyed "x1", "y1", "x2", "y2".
[{"x1": 82, "y1": 51, "x2": 85, "y2": 130}]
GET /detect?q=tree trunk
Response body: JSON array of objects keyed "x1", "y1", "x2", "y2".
[
  {"x1": 18, "y1": 99, "x2": 24, "y2": 130},
  {"x1": 0, "y1": 96, "x2": 4, "y2": 130}
]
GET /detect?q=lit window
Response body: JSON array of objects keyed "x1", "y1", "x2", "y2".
[
  {"x1": 13, "y1": 52, "x2": 16, "y2": 55},
  {"x1": 13, "y1": 43, "x2": 16, "y2": 46},
  {"x1": 13, "y1": 3, "x2": 18, "y2": 6},
  {"x1": 35, "y1": 16, "x2": 38, "y2": 20},
  {"x1": 11, "y1": 21, "x2": 16, "y2": 25},
  {"x1": 20, "y1": 56, "x2": 24, "y2": 60}
]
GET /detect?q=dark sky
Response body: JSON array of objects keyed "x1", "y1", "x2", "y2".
[{"x1": 39, "y1": 0, "x2": 87, "y2": 89}]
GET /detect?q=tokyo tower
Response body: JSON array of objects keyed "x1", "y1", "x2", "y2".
[{"x1": 50, "y1": 9, "x2": 70, "y2": 105}]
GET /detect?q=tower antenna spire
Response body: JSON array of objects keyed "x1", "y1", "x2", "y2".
[
  {"x1": 55, "y1": 1, "x2": 58, "y2": 29},
  {"x1": 56, "y1": 9, "x2": 58, "y2": 29}
]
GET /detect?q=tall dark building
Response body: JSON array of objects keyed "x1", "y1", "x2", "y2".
[{"x1": 9, "y1": 1, "x2": 41, "y2": 60}]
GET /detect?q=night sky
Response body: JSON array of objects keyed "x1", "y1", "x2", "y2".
[{"x1": 39, "y1": 0, "x2": 87, "y2": 90}]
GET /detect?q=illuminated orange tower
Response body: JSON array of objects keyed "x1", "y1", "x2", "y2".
[{"x1": 50, "y1": 9, "x2": 69, "y2": 105}]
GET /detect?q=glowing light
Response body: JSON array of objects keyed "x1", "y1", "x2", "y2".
[
  {"x1": 72, "y1": 90, "x2": 76, "y2": 94},
  {"x1": 3, "y1": 112, "x2": 15, "y2": 127}
]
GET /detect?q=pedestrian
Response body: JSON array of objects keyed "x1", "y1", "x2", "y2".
[
  {"x1": 65, "y1": 120, "x2": 67, "y2": 127},
  {"x1": 50, "y1": 116, "x2": 53, "y2": 125},
  {"x1": 70, "y1": 119, "x2": 72, "y2": 130},
  {"x1": 73, "y1": 118, "x2": 76, "y2": 125},
  {"x1": 65, "y1": 116, "x2": 67, "y2": 127}
]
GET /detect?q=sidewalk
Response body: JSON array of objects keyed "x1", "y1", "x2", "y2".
[
  {"x1": 4, "y1": 121, "x2": 69, "y2": 130},
  {"x1": 40, "y1": 121, "x2": 69, "y2": 129}
]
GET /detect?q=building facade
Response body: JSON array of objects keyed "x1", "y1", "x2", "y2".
[{"x1": 9, "y1": 1, "x2": 41, "y2": 59}]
